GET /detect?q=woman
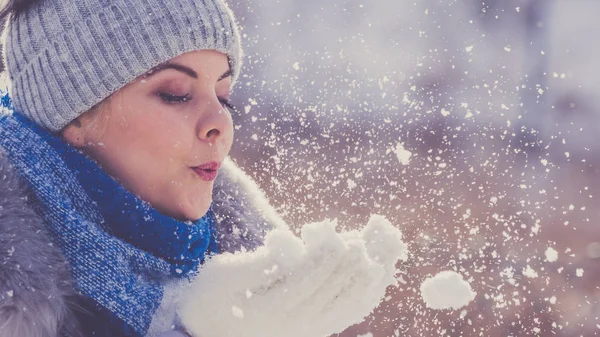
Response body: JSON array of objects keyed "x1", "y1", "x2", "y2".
[{"x1": 0, "y1": 0, "x2": 280, "y2": 336}]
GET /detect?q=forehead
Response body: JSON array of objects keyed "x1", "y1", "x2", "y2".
[{"x1": 168, "y1": 50, "x2": 230, "y2": 76}]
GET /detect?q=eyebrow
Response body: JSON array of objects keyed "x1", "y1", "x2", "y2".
[
  {"x1": 218, "y1": 69, "x2": 232, "y2": 81},
  {"x1": 145, "y1": 63, "x2": 232, "y2": 82}
]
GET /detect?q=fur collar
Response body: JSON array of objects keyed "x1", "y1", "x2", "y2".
[{"x1": 0, "y1": 154, "x2": 282, "y2": 336}]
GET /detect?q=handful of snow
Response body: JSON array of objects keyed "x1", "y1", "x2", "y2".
[
  {"x1": 178, "y1": 215, "x2": 407, "y2": 337},
  {"x1": 420, "y1": 271, "x2": 476, "y2": 310}
]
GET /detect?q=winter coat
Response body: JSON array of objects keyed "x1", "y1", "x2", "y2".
[{"x1": 0, "y1": 152, "x2": 283, "y2": 337}]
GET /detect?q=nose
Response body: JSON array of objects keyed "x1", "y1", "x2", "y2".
[{"x1": 196, "y1": 97, "x2": 231, "y2": 142}]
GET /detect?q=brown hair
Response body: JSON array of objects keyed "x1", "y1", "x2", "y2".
[{"x1": 60, "y1": 96, "x2": 112, "y2": 139}]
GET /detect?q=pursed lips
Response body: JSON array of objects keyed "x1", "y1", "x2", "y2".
[{"x1": 191, "y1": 161, "x2": 221, "y2": 181}]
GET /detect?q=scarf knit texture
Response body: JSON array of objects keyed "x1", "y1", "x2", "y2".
[{"x1": 0, "y1": 92, "x2": 218, "y2": 336}]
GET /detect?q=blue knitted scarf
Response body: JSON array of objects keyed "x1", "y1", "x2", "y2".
[{"x1": 0, "y1": 92, "x2": 217, "y2": 336}]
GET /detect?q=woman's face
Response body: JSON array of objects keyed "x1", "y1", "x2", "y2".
[{"x1": 63, "y1": 50, "x2": 234, "y2": 221}]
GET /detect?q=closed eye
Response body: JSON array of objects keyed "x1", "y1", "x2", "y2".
[
  {"x1": 219, "y1": 97, "x2": 235, "y2": 111},
  {"x1": 159, "y1": 92, "x2": 192, "y2": 104}
]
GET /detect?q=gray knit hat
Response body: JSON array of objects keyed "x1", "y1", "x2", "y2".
[{"x1": 3, "y1": 0, "x2": 242, "y2": 131}]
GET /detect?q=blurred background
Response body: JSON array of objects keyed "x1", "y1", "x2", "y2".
[
  {"x1": 0, "y1": 0, "x2": 596, "y2": 335},
  {"x1": 226, "y1": 0, "x2": 600, "y2": 335}
]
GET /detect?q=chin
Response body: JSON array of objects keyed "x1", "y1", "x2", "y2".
[
  {"x1": 173, "y1": 186, "x2": 213, "y2": 221},
  {"x1": 182, "y1": 199, "x2": 212, "y2": 221}
]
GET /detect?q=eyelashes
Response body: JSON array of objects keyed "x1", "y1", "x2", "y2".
[
  {"x1": 218, "y1": 98, "x2": 235, "y2": 111},
  {"x1": 159, "y1": 92, "x2": 192, "y2": 103},
  {"x1": 159, "y1": 92, "x2": 235, "y2": 112}
]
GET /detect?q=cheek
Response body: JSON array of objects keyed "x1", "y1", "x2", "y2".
[
  {"x1": 96, "y1": 105, "x2": 191, "y2": 179},
  {"x1": 117, "y1": 106, "x2": 191, "y2": 150}
]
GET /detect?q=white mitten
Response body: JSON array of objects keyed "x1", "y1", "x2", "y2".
[{"x1": 178, "y1": 214, "x2": 407, "y2": 337}]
